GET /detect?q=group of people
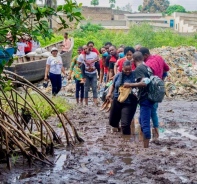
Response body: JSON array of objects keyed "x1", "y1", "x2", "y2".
[
  {"x1": 15, "y1": 34, "x2": 40, "y2": 58},
  {"x1": 44, "y1": 33, "x2": 170, "y2": 148}
]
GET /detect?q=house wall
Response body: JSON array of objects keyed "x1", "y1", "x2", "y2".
[
  {"x1": 173, "y1": 12, "x2": 197, "y2": 33},
  {"x1": 124, "y1": 13, "x2": 171, "y2": 28},
  {"x1": 80, "y1": 20, "x2": 126, "y2": 26},
  {"x1": 82, "y1": 6, "x2": 112, "y2": 20}
]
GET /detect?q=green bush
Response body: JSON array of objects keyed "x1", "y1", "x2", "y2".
[
  {"x1": 39, "y1": 23, "x2": 197, "y2": 57},
  {"x1": 80, "y1": 22, "x2": 104, "y2": 32},
  {"x1": 39, "y1": 35, "x2": 63, "y2": 47}
]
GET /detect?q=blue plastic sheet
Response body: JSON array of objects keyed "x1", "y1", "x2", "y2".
[{"x1": 0, "y1": 47, "x2": 15, "y2": 63}]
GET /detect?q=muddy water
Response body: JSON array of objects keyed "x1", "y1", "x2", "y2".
[{"x1": 0, "y1": 99, "x2": 197, "y2": 183}]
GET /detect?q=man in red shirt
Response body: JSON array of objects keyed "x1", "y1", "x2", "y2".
[
  {"x1": 140, "y1": 47, "x2": 169, "y2": 79},
  {"x1": 140, "y1": 47, "x2": 170, "y2": 139}
]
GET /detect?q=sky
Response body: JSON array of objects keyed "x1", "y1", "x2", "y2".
[{"x1": 58, "y1": 0, "x2": 197, "y2": 12}]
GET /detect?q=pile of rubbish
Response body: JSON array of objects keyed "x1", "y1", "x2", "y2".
[{"x1": 151, "y1": 46, "x2": 197, "y2": 98}]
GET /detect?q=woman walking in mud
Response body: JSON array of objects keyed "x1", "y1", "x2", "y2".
[
  {"x1": 44, "y1": 47, "x2": 66, "y2": 96},
  {"x1": 106, "y1": 61, "x2": 138, "y2": 135},
  {"x1": 68, "y1": 46, "x2": 84, "y2": 104}
]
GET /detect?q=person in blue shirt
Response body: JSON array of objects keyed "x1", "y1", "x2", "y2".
[{"x1": 106, "y1": 61, "x2": 138, "y2": 135}]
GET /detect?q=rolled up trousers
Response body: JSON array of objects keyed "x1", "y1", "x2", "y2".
[
  {"x1": 109, "y1": 97, "x2": 137, "y2": 135},
  {"x1": 139, "y1": 99, "x2": 154, "y2": 139}
]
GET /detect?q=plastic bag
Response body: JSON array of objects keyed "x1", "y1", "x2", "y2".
[{"x1": 62, "y1": 77, "x2": 67, "y2": 87}]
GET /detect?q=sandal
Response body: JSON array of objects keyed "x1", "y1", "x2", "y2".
[{"x1": 100, "y1": 99, "x2": 109, "y2": 111}]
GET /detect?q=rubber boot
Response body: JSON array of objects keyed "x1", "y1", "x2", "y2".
[{"x1": 143, "y1": 139, "x2": 150, "y2": 148}]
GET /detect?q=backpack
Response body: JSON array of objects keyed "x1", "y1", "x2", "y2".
[{"x1": 146, "y1": 66, "x2": 165, "y2": 103}]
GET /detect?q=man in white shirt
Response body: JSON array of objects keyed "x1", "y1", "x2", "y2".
[{"x1": 78, "y1": 45, "x2": 98, "y2": 106}]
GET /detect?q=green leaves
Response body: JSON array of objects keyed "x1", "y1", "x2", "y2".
[
  {"x1": 0, "y1": 0, "x2": 83, "y2": 45},
  {"x1": 91, "y1": 0, "x2": 99, "y2": 6},
  {"x1": 0, "y1": 0, "x2": 83, "y2": 75},
  {"x1": 1, "y1": 79, "x2": 12, "y2": 91},
  {"x1": 166, "y1": 5, "x2": 186, "y2": 15},
  {"x1": 141, "y1": 0, "x2": 170, "y2": 13}
]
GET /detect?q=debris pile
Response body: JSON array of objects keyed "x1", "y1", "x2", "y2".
[{"x1": 151, "y1": 46, "x2": 197, "y2": 98}]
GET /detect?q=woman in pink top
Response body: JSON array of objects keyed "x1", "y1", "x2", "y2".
[{"x1": 60, "y1": 32, "x2": 71, "y2": 54}]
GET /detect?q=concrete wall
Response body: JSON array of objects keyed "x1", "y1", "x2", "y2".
[
  {"x1": 173, "y1": 12, "x2": 197, "y2": 33},
  {"x1": 82, "y1": 6, "x2": 112, "y2": 20},
  {"x1": 81, "y1": 7, "x2": 132, "y2": 21},
  {"x1": 125, "y1": 13, "x2": 163, "y2": 18},
  {"x1": 149, "y1": 23, "x2": 170, "y2": 28},
  {"x1": 124, "y1": 13, "x2": 170, "y2": 28},
  {"x1": 112, "y1": 9, "x2": 131, "y2": 15},
  {"x1": 81, "y1": 20, "x2": 126, "y2": 26},
  {"x1": 114, "y1": 14, "x2": 125, "y2": 20}
]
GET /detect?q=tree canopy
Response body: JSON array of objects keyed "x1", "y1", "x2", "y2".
[
  {"x1": 109, "y1": 0, "x2": 116, "y2": 9},
  {"x1": 0, "y1": 0, "x2": 83, "y2": 46},
  {"x1": 121, "y1": 3, "x2": 132, "y2": 12},
  {"x1": 141, "y1": 0, "x2": 170, "y2": 13},
  {"x1": 91, "y1": 0, "x2": 99, "y2": 6},
  {"x1": 138, "y1": 5, "x2": 143, "y2": 12},
  {"x1": 166, "y1": 5, "x2": 186, "y2": 15}
]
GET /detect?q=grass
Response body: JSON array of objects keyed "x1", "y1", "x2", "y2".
[{"x1": 1, "y1": 92, "x2": 70, "y2": 120}]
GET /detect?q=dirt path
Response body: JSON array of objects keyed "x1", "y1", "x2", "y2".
[{"x1": 0, "y1": 99, "x2": 197, "y2": 184}]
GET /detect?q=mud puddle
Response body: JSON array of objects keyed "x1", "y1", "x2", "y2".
[{"x1": 0, "y1": 99, "x2": 197, "y2": 183}]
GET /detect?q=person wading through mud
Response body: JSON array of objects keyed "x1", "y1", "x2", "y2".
[
  {"x1": 78, "y1": 45, "x2": 98, "y2": 106},
  {"x1": 114, "y1": 46, "x2": 135, "y2": 75},
  {"x1": 106, "y1": 45, "x2": 118, "y2": 81},
  {"x1": 68, "y1": 46, "x2": 84, "y2": 104},
  {"x1": 131, "y1": 51, "x2": 155, "y2": 148},
  {"x1": 87, "y1": 41, "x2": 100, "y2": 77},
  {"x1": 44, "y1": 47, "x2": 66, "y2": 96},
  {"x1": 99, "y1": 47, "x2": 109, "y2": 84},
  {"x1": 106, "y1": 61, "x2": 138, "y2": 135},
  {"x1": 140, "y1": 47, "x2": 170, "y2": 139}
]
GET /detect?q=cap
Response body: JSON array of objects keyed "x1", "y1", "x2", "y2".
[{"x1": 51, "y1": 47, "x2": 58, "y2": 53}]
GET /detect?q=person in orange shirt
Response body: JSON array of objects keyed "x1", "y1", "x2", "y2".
[{"x1": 60, "y1": 32, "x2": 71, "y2": 54}]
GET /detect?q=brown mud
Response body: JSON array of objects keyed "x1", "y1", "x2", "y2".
[{"x1": 0, "y1": 98, "x2": 197, "y2": 184}]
